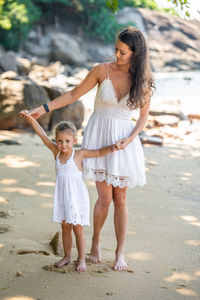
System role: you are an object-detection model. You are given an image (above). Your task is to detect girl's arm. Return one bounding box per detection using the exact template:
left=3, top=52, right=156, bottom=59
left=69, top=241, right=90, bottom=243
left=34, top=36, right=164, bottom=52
left=80, top=144, right=118, bottom=159
left=20, top=110, right=58, bottom=156
left=20, top=64, right=103, bottom=120
left=116, top=95, right=150, bottom=149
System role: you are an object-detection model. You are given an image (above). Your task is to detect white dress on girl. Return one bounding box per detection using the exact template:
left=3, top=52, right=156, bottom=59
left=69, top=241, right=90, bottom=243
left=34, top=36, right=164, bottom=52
left=53, top=149, right=90, bottom=226
left=82, top=64, right=146, bottom=189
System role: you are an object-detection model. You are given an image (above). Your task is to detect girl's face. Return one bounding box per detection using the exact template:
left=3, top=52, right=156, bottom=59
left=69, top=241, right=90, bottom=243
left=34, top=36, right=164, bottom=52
left=115, top=39, right=133, bottom=65
left=56, top=131, right=76, bottom=153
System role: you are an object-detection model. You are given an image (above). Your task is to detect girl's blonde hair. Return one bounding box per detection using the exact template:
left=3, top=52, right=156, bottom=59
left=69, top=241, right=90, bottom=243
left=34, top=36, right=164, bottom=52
left=55, top=121, right=77, bottom=138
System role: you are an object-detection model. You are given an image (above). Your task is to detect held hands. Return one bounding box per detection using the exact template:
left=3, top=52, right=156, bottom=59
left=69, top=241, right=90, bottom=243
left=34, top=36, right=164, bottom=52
left=115, top=137, right=132, bottom=150
left=19, top=106, right=45, bottom=120
left=19, top=110, right=34, bottom=123
left=111, top=137, right=132, bottom=152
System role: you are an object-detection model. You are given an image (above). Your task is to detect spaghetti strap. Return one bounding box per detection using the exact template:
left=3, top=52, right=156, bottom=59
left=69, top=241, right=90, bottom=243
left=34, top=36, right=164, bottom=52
left=106, top=63, right=110, bottom=79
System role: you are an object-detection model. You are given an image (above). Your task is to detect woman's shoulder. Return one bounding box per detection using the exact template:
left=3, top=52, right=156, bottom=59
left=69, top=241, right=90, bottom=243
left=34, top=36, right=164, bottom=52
left=92, top=62, right=114, bottom=81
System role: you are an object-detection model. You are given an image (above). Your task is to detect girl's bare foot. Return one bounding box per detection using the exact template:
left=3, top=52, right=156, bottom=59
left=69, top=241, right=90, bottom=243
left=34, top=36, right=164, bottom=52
left=76, top=259, right=86, bottom=272
left=89, top=240, right=101, bottom=262
left=54, top=256, right=71, bottom=267
left=114, top=253, right=127, bottom=271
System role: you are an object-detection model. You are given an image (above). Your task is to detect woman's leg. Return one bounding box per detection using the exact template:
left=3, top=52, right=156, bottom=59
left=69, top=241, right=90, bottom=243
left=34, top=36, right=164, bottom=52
left=73, top=225, right=86, bottom=272
left=113, top=186, right=128, bottom=270
left=54, top=221, right=73, bottom=267
left=90, top=181, right=113, bottom=262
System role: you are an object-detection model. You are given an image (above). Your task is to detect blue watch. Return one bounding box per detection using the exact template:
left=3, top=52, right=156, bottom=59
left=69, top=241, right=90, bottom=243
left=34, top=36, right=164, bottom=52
left=43, top=103, right=49, bottom=113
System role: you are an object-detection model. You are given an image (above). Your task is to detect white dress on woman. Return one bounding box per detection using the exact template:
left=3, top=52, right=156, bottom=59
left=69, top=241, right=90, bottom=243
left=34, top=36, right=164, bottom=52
left=82, top=64, right=146, bottom=189
left=53, top=149, right=90, bottom=226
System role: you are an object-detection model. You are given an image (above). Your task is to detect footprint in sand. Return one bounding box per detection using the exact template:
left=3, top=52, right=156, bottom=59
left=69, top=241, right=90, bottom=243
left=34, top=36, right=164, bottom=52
left=11, top=249, right=51, bottom=255
left=0, top=210, right=14, bottom=218
left=0, top=224, right=11, bottom=234
left=42, top=263, right=76, bottom=274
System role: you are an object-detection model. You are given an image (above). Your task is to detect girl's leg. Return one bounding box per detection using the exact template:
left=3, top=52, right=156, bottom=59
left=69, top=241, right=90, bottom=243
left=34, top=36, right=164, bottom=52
left=54, top=221, right=73, bottom=267
left=73, top=225, right=86, bottom=272
left=90, top=181, right=113, bottom=262
left=113, top=186, right=128, bottom=270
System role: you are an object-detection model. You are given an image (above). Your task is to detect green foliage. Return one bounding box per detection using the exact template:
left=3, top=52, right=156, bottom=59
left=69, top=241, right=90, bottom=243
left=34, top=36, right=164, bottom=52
left=0, top=0, right=40, bottom=50
left=0, top=0, right=192, bottom=51
left=162, top=7, right=180, bottom=17
left=76, top=0, right=134, bottom=43
left=167, top=0, right=190, bottom=17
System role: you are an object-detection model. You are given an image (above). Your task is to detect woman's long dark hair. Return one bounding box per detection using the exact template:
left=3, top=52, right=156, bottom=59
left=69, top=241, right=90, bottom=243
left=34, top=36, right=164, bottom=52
left=118, top=26, right=155, bottom=110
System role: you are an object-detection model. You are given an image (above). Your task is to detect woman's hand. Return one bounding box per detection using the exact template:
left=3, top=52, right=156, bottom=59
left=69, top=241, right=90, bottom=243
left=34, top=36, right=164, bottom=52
left=19, top=106, right=45, bottom=120
left=19, top=110, right=34, bottom=123
left=116, top=136, right=133, bottom=150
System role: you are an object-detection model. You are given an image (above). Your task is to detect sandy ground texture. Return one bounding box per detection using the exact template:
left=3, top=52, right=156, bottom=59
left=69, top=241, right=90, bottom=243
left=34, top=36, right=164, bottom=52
left=0, top=129, right=200, bottom=300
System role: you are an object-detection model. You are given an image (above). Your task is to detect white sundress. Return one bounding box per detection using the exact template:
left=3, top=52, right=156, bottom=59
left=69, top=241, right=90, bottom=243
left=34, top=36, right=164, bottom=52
left=82, top=63, right=146, bottom=189
left=53, top=149, right=90, bottom=226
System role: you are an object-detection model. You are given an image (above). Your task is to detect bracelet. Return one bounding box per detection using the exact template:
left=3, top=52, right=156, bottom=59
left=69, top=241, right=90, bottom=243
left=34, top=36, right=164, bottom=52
left=43, top=103, right=50, bottom=113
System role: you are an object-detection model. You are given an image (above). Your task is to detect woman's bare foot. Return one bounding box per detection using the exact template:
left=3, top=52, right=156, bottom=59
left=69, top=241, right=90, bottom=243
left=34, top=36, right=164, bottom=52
left=76, top=259, right=86, bottom=272
left=89, top=240, right=101, bottom=262
left=114, top=253, right=127, bottom=271
left=54, top=256, right=71, bottom=267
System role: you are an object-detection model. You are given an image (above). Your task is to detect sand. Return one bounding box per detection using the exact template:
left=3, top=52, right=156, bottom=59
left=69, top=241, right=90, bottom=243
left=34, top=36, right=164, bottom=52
left=0, top=129, right=200, bottom=300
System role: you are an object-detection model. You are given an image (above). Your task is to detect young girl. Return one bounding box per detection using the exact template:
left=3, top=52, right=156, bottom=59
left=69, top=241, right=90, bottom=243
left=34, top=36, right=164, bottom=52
left=20, top=110, right=118, bottom=272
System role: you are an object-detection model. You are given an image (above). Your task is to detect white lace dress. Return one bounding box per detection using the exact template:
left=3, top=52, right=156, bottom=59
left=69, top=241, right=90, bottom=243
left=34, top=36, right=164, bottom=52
left=82, top=64, right=146, bottom=188
left=53, top=150, right=90, bottom=226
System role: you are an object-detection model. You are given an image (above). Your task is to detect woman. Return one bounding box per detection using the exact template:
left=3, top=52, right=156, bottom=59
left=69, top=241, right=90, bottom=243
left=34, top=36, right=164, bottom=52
left=22, top=26, right=154, bottom=271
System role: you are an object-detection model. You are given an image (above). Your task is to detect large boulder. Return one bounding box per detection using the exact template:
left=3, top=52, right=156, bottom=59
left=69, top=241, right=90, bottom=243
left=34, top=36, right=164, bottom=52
left=50, top=101, right=84, bottom=130
left=116, top=7, right=147, bottom=34
left=52, top=33, right=88, bottom=65
left=0, top=76, right=51, bottom=130
left=139, top=8, right=200, bottom=71
left=0, top=49, right=18, bottom=72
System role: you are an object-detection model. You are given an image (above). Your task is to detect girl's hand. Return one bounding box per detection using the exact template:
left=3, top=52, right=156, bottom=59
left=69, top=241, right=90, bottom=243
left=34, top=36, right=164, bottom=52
left=19, top=106, right=45, bottom=120
left=111, top=144, right=118, bottom=152
left=116, top=137, right=132, bottom=150
left=19, top=110, right=33, bottom=122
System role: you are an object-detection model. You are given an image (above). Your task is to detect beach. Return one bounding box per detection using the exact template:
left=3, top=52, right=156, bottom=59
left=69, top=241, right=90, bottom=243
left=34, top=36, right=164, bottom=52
left=0, top=129, right=200, bottom=300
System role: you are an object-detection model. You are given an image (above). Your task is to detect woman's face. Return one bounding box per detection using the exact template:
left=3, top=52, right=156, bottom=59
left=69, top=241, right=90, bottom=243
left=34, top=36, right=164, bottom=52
left=115, top=39, right=133, bottom=65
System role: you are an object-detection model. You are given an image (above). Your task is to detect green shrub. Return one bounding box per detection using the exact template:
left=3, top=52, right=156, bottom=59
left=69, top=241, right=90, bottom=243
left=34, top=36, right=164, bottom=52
left=0, top=0, right=40, bottom=51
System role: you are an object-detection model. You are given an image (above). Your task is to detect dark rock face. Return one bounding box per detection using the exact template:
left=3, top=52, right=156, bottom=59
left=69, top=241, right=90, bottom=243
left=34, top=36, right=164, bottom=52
left=139, top=8, right=200, bottom=71
left=0, top=68, right=84, bottom=130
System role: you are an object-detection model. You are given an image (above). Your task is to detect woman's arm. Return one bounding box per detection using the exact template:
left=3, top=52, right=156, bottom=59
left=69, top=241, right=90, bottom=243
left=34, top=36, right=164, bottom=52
left=21, top=64, right=103, bottom=120
left=20, top=110, right=58, bottom=156
left=116, top=96, right=150, bottom=149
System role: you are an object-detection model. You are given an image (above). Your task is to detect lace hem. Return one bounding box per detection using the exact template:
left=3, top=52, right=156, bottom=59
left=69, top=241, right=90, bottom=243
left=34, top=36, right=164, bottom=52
left=53, top=217, right=90, bottom=226
left=83, top=168, right=146, bottom=189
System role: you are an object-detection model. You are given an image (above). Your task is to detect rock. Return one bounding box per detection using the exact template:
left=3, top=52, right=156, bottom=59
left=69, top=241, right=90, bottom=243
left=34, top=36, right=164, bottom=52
left=29, top=61, right=65, bottom=82
left=140, top=8, right=200, bottom=71
left=52, top=33, right=88, bottom=65
left=0, top=210, right=14, bottom=218
left=153, top=115, right=180, bottom=127
left=84, top=40, right=113, bottom=63
left=149, top=107, right=186, bottom=120
left=0, top=140, right=20, bottom=146
left=0, top=50, right=18, bottom=72
left=13, top=249, right=51, bottom=255
left=0, top=77, right=51, bottom=130
left=140, top=132, right=163, bottom=145
left=16, top=271, right=22, bottom=276
left=1, top=71, right=18, bottom=80
left=0, top=224, right=10, bottom=233
left=50, top=101, right=84, bottom=130
left=16, top=57, right=31, bottom=75
left=116, top=7, right=147, bottom=34
left=50, top=231, right=64, bottom=255
left=24, top=41, right=52, bottom=61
